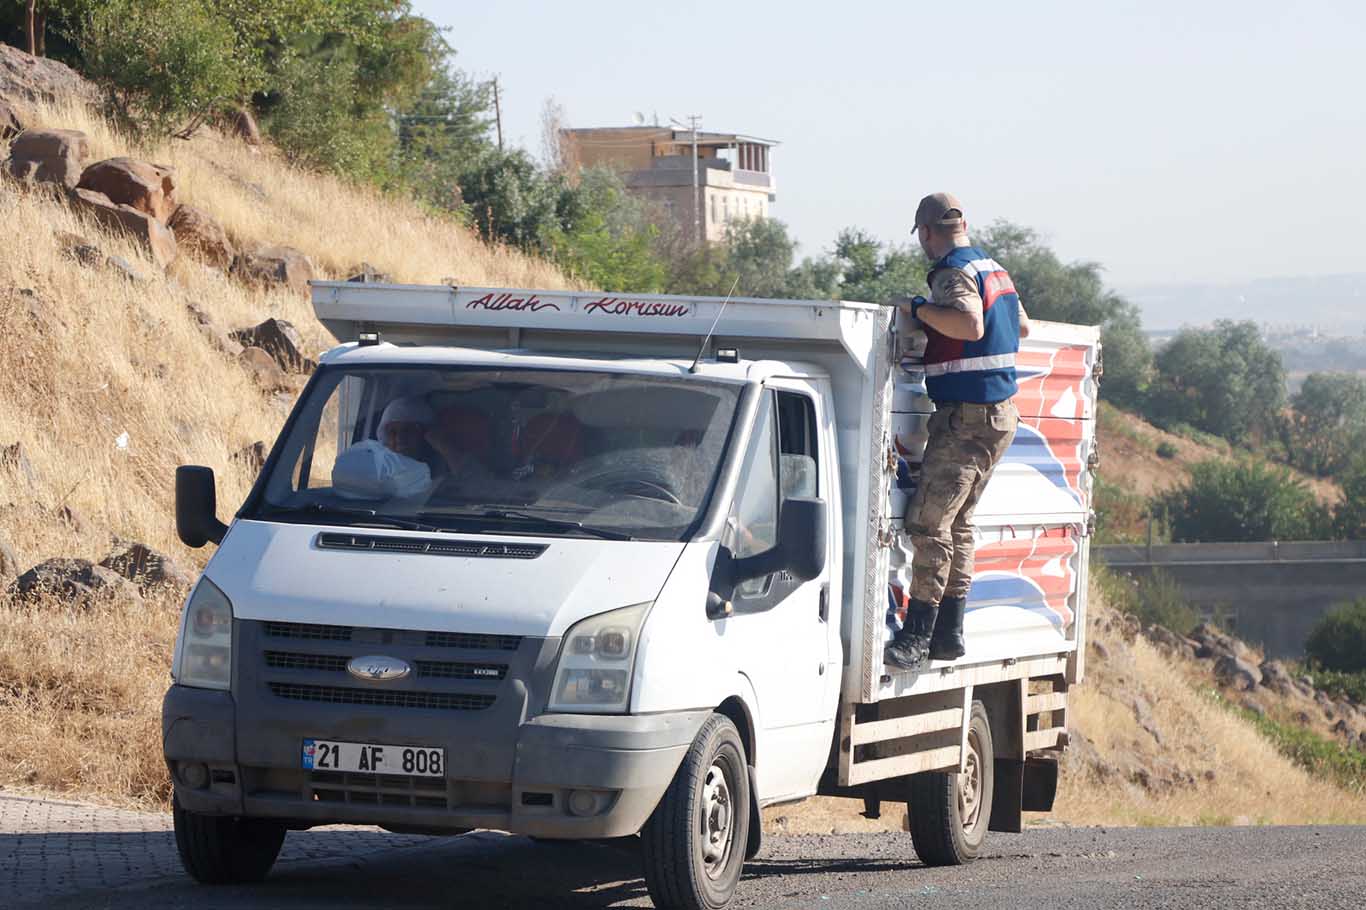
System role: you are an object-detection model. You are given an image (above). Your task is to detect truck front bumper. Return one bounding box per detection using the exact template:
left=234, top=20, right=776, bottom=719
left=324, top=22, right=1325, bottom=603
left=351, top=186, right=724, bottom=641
left=163, top=685, right=708, bottom=838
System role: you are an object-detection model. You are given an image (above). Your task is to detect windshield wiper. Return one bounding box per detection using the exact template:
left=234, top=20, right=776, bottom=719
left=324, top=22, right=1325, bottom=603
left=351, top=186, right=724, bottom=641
left=419, top=508, right=633, bottom=541
left=263, top=503, right=442, bottom=533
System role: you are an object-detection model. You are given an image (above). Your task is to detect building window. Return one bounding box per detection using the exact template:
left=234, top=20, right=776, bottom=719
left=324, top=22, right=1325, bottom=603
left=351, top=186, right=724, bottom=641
left=723, top=195, right=730, bottom=223
left=710, top=195, right=718, bottom=225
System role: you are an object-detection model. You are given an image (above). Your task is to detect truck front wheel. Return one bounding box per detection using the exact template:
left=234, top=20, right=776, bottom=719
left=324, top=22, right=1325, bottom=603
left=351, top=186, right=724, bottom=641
left=173, top=799, right=287, bottom=884
left=907, top=699, right=994, bottom=866
left=641, top=713, right=750, bottom=910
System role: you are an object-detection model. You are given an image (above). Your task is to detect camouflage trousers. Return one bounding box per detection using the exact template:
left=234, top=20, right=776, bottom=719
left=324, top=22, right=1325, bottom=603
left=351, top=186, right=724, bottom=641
left=904, top=400, right=1018, bottom=603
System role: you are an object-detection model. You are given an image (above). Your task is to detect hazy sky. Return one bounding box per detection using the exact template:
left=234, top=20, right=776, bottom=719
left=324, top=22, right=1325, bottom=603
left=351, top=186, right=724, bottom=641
left=414, top=0, right=1366, bottom=289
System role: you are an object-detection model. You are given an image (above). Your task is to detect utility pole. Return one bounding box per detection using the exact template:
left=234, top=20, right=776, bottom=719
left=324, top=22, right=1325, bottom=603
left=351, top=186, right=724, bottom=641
left=683, top=114, right=702, bottom=245
left=492, top=78, right=504, bottom=152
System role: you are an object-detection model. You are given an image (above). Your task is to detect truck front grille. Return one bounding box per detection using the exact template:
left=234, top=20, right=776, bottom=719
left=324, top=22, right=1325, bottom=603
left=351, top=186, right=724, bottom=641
left=266, top=621, right=352, bottom=641
left=268, top=682, right=494, bottom=712
left=265, top=650, right=507, bottom=681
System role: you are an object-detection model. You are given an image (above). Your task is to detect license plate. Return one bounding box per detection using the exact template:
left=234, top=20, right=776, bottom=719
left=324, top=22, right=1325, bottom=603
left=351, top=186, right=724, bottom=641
left=302, top=739, right=445, bottom=777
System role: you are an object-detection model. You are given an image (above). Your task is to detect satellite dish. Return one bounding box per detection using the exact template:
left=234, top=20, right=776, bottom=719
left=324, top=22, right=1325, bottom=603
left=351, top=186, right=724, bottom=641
left=632, top=111, right=646, bottom=126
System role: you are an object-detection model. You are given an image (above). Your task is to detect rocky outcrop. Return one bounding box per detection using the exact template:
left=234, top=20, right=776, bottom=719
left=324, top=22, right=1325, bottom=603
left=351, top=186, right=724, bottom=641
left=167, top=204, right=234, bottom=268
left=232, top=441, right=268, bottom=476
left=231, top=318, right=311, bottom=372
left=99, top=542, right=194, bottom=590
left=347, top=262, right=391, bottom=283
left=0, top=43, right=99, bottom=105
left=7, top=557, right=142, bottom=605
left=5, top=128, right=89, bottom=189
left=69, top=187, right=178, bottom=268
left=0, top=98, right=23, bottom=140
left=238, top=346, right=291, bottom=391
left=231, top=245, right=313, bottom=297
left=76, top=157, right=178, bottom=221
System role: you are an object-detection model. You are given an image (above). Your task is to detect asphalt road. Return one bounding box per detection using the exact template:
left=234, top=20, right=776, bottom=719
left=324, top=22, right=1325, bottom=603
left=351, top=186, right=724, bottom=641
left=4, top=795, right=1363, bottom=909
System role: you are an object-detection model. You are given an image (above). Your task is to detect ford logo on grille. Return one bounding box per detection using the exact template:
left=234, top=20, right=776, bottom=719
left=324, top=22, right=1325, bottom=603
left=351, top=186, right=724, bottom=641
left=347, top=655, right=412, bottom=682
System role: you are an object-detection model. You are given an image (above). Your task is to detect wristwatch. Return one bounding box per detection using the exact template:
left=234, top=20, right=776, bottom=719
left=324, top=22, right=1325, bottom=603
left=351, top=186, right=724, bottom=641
left=909, top=295, right=928, bottom=319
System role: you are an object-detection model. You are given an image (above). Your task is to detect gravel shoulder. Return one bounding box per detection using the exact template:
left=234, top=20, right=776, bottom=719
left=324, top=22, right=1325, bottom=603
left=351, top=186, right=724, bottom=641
left=4, top=794, right=1364, bottom=909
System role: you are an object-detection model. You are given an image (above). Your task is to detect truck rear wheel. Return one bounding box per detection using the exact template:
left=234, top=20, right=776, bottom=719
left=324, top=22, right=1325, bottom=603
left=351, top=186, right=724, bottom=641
left=173, top=799, right=287, bottom=884
left=907, top=699, right=993, bottom=866
left=641, top=713, right=750, bottom=910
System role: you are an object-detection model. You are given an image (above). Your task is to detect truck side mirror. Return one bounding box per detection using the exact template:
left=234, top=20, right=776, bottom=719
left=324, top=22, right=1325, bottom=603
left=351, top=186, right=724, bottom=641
left=176, top=465, right=229, bottom=548
left=731, top=497, right=827, bottom=585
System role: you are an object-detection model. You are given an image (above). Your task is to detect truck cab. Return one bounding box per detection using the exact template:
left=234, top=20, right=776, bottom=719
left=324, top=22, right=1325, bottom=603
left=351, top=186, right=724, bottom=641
left=165, top=283, right=1098, bottom=909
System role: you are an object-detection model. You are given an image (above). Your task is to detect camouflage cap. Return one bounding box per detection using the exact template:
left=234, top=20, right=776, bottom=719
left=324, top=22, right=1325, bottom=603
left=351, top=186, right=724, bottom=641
left=913, top=192, right=965, bottom=230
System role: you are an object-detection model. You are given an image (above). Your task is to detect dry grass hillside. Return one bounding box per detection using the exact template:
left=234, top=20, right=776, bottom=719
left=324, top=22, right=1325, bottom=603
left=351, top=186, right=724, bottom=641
left=1097, top=401, right=1340, bottom=505
left=0, top=82, right=574, bottom=804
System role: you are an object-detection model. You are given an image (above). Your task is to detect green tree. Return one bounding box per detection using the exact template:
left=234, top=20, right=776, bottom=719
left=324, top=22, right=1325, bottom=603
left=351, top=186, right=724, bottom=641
left=1333, top=456, right=1366, bottom=540
left=550, top=167, right=665, bottom=291
left=397, top=65, right=495, bottom=212
left=723, top=217, right=799, bottom=298
left=828, top=228, right=929, bottom=303
left=1304, top=600, right=1366, bottom=673
left=457, top=147, right=566, bottom=252
left=1157, top=458, right=1329, bottom=542
left=1284, top=372, right=1366, bottom=477
left=78, top=0, right=254, bottom=136
left=1146, top=320, right=1286, bottom=443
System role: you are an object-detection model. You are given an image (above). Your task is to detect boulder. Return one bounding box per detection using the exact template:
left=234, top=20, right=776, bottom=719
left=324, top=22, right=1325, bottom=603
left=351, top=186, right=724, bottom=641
left=1143, top=624, right=1196, bottom=660
left=5, top=128, right=89, bottom=189
left=230, top=108, right=262, bottom=146
left=55, top=229, right=104, bottom=267
left=0, top=528, right=18, bottom=580
left=69, top=187, right=178, bottom=268
left=238, top=346, right=291, bottom=391
left=231, top=318, right=310, bottom=372
left=0, top=43, right=100, bottom=104
left=7, top=557, right=142, bottom=605
left=99, top=542, right=194, bottom=590
left=105, top=255, right=146, bottom=283
left=1, top=441, right=37, bottom=486
left=1214, top=654, right=1262, bottom=691
left=0, top=98, right=23, bottom=140
left=231, top=245, right=313, bottom=297
left=167, top=204, right=234, bottom=268
left=76, top=157, right=178, bottom=221
left=1258, top=659, right=1294, bottom=695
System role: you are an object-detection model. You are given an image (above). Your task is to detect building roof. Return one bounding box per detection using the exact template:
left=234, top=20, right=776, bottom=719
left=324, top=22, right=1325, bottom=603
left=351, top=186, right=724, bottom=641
left=563, top=126, right=780, bottom=147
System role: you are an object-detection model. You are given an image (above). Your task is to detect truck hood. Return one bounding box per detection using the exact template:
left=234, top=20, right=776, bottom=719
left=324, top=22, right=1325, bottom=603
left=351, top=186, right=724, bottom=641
left=205, top=519, right=686, bottom=638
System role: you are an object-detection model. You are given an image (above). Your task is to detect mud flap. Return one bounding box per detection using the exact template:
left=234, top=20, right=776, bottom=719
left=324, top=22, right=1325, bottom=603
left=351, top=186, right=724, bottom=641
left=988, top=758, right=1023, bottom=833
left=745, top=765, right=762, bottom=859
left=1022, top=756, right=1059, bottom=812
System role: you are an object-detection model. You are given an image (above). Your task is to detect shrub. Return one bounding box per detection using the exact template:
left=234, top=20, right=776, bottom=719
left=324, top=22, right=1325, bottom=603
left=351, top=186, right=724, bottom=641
left=1157, top=458, right=1331, bottom=542
left=78, top=0, right=255, bottom=136
left=1094, top=564, right=1199, bottom=634
left=1305, top=600, right=1366, bottom=673
left=1155, top=441, right=1179, bottom=460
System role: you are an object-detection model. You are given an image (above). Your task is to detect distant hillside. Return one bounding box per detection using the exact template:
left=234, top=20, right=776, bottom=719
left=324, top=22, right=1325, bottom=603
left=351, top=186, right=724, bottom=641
left=1124, top=273, right=1366, bottom=333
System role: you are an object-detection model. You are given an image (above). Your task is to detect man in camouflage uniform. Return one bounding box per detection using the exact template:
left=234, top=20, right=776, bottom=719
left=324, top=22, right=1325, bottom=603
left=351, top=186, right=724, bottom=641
left=885, top=193, right=1031, bottom=671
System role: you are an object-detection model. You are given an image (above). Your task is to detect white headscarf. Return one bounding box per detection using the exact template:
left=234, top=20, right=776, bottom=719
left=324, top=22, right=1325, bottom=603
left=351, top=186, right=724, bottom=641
left=377, top=396, right=434, bottom=439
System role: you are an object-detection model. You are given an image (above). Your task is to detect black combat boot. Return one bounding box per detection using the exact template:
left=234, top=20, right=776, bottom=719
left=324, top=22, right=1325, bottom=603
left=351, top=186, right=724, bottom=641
left=929, top=595, right=967, bottom=661
left=884, top=598, right=938, bottom=671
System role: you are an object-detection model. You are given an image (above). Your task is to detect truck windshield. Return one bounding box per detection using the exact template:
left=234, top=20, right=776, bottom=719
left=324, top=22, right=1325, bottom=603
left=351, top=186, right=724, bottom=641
left=247, top=365, right=743, bottom=542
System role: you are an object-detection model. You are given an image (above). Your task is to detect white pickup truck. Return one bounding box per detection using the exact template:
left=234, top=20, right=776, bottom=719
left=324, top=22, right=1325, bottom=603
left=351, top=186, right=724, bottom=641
left=164, top=283, right=1099, bottom=909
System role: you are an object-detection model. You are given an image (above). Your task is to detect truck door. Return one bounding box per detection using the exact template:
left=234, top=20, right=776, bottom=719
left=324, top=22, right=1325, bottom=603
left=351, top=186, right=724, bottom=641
left=723, top=383, right=836, bottom=801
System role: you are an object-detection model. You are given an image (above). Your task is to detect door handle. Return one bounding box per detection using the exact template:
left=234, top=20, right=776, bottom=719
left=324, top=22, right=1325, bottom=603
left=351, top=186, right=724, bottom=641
left=818, top=583, right=830, bottom=623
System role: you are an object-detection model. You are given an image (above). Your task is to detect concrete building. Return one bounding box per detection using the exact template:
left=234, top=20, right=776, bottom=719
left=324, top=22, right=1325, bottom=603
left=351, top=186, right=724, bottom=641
left=562, top=126, right=778, bottom=243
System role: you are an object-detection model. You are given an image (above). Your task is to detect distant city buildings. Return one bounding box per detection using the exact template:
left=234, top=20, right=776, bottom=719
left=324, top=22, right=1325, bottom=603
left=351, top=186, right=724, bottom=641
left=561, top=126, right=778, bottom=243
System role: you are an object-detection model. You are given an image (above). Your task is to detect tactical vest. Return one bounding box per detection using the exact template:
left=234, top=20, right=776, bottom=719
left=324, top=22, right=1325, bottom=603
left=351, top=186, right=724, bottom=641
left=922, top=245, right=1021, bottom=403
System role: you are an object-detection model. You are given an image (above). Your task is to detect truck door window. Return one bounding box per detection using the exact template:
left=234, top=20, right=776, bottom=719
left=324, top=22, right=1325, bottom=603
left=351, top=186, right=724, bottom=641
left=729, top=394, right=780, bottom=598
left=776, top=391, right=818, bottom=500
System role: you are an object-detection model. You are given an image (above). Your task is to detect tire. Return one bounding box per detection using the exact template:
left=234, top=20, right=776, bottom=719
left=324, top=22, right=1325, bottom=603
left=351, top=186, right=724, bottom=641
left=641, top=714, right=751, bottom=910
left=907, top=700, right=994, bottom=866
left=173, top=800, right=287, bottom=884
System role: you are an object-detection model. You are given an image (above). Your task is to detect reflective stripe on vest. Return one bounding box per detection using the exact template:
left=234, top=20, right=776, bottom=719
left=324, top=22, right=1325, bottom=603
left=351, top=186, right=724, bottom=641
left=923, top=352, right=1017, bottom=377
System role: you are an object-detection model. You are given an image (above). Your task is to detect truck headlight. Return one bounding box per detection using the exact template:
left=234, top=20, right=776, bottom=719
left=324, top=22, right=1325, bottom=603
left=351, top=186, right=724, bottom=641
left=548, top=603, right=650, bottom=714
left=172, top=578, right=234, bottom=691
